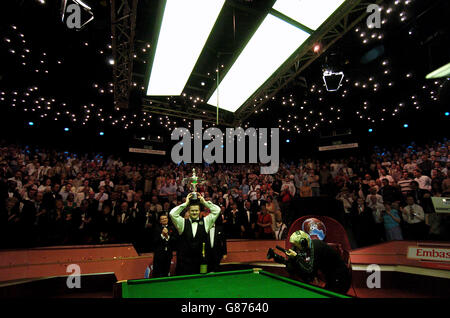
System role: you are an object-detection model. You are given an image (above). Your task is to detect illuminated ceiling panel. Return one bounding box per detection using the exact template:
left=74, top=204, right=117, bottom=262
left=146, top=0, right=225, bottom=96
left=208, top=14, right=309, bottom=112
left=272, top=0, right=345, bottom=30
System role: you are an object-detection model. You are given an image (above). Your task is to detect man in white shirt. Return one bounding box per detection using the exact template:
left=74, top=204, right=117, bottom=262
left=99, top=177, right=114, bottom=189
left=413, top=169, right=432, bottom=192
left=367, top=195, right=385, bottom=242
left=377, top=168, right=394, bottom=185
left=94, top=186, right=109, bottom=211
left=206, top=220, right=227, bottom=273
left=400, top=195, right=426, bottom=240
left=169, top=192, right=220, bottom=275
left=365, top=187, right=383, bottom=206
left=59, top=183, right=76, bottom=202
left=403, top=158, right=418, bottom=174
left=8, top=171, right=23, bottom=191
left=342, top=164, right=353, bottom=178
left=281, top=176, right=296, bottom=197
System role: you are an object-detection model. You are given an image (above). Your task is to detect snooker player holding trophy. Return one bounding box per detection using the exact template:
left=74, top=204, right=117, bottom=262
left=169, top=169, right=220, bottom=275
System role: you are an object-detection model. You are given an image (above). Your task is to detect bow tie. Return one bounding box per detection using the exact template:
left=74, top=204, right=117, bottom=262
left=191, top=219, right=200, bottom=223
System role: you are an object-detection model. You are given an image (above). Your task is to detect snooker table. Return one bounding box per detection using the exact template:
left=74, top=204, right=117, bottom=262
left=114, top=269, right=349, bottom=298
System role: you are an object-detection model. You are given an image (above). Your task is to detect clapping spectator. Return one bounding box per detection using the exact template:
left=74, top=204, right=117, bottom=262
left=256, top=205, right=273, bottom=239
left=382, top=201, right=403, bottom=241
left=273, top=210, right=288, bottom=240
left=400, top=196, right=427, bottom=240
left=350, top=197, right=376, bottom=247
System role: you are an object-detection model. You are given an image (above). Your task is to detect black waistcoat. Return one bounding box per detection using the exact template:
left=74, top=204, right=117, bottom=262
left=178, top=218, right=208, bottom=262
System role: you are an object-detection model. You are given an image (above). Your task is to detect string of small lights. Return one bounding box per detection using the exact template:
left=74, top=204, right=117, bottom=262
left=0, top=0, right=447, bottom=138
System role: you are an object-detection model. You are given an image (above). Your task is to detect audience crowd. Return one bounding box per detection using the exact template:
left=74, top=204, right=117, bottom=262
left=0, top=139, right=449, bottom=252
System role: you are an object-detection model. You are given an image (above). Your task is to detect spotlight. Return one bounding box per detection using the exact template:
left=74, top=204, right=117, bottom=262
left=64, top=127, right=69, bottom=131
left=403, top=124, right=408, bottom=128
left=313, top=44, right=321, bottom=53
left=445, top=112, right=449, bottom=116
left=286, top=139, right=290, bottom=143
left=368, top=128, right=373, bottom=132
left=28, top=121, right=34, bottom=126
left=108, top=58, right=115, bottom=65
left=99, top=132, right=104, bottom=136
left=323, top=70, right=344, bottom=92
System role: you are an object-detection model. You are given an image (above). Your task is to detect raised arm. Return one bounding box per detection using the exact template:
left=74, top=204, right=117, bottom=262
left=169, top=193, right=192, bottom=234
left=199, top=195, right=220, bottom=232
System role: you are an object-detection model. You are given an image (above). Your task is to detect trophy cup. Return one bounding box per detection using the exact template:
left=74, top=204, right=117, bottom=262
left=185, top=168, right=204, bottom=200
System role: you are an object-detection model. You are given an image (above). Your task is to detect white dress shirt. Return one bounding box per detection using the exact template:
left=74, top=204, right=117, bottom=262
left=414, top=175, right=432, bottom=191
left=209, top=226, right=216, bottom=248
left=169, top=200, right=220, bottom=237
left=245, top=209, right=251, bottom=224
left=402, top=204, right=425, bottom=224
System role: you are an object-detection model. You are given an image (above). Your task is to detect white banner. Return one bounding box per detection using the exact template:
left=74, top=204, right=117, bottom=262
left=128, top=148, right=166, bottom=155
left=407, top=246, right=450, bottom=262
left=318, top=143, right=359, bottom=151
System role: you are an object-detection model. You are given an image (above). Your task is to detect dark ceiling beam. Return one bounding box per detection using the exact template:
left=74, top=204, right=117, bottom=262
left=224, top=0, right=272, bottom=17
left=184, top=85, right=209, bottom=93
left=269, top=8, right=314, bottom=34
left=111, top=0, right=138, bottom=110
left=142, top=98, right=235, bottom=126
left=191, top=72, right=215, bottom=80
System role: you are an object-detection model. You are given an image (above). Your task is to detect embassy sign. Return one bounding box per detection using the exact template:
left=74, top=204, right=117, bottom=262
left=61, top=0, right=94, bottom=31
left=407, top=246, right=450, bottom=262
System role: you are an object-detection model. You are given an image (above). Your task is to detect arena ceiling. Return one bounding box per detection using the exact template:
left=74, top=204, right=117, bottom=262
left=0, top=0, right=449, bottom=155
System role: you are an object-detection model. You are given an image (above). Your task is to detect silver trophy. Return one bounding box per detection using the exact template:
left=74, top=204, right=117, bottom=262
left=184, top=168, right=205, bottom=200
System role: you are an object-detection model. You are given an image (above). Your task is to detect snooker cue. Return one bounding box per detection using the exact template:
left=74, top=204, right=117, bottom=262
left=276, top=245, right=288, bottom=254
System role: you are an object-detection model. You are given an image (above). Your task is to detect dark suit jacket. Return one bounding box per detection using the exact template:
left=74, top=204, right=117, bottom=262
left=251, top=199, right=266, bottom=213
left=206, top=223, right=227, bottom=271
left=136, top=209, right=158, bottom=230
left=238, top=208, right=257, bottom=232
left=224, top=208, right=242, bottom=238
left=153, top=224, right=177, bottom=258
left=42, top=191, right=62, bottom=210
left=350, top=203, right=376, bottom=246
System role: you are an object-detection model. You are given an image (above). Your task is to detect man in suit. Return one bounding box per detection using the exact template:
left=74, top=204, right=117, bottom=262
left=350, top=197, right=377, bottom=247
left=107, top=191, right=121, bottom=217
left=225, top=202, right=242, bottom=239
left=152, top=214, right=177, bottom=278
left=206, top=219, right=227, bottom=273
left=42, top=183, right=62, bottom=210
left=169, top=193, right=220, bottom=275
left=114, top=201, right=135, bottom=242
left=239, top=200, right=257, bottom=238
left=136, top=201, right=158, bottom=252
